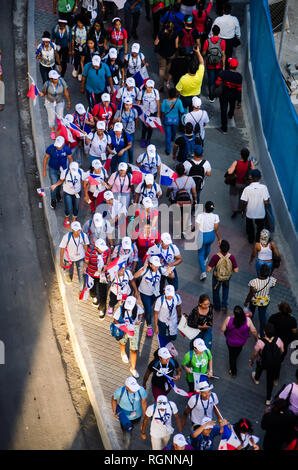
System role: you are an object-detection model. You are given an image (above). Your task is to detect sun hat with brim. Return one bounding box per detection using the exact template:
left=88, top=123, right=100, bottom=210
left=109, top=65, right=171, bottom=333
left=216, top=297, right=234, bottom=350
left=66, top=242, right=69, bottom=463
left=197, top=380, right=214, bottom=392
left=125, top=376, right=140, bottom=392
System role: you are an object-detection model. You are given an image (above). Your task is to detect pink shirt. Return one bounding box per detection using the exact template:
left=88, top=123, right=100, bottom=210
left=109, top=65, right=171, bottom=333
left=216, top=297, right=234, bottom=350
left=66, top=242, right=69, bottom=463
left=108, top=172, right=131, bottom=193
left=254, top=337, right=284, bottom=355
left=279, top=383, right=298, bottom=415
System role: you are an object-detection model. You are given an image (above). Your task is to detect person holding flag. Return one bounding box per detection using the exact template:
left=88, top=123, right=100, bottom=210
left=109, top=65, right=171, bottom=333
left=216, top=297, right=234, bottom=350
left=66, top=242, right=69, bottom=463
left=153, top=285, right=182, bottom=344
left=191, top=417, right=230, bottom=451
left=181, top=338, right=213, bottom=392
left=182, top=381, right=221, bottom=429
left=55, top=114, right=80, bottom=153
left=116, top=77, right=139, bottom=106
left=108, top=122, right=132, bottom=174
left=111, top=236, right=139, bottom=274
left=84, top=158, right=109, bottom=212
left=114, top=96, right=138, bottom=163
left=85, top=120, right=112, bottom=166
left=96, top=190, right=127, bottom=231
left=136, top=79, right=160, bottom=147
left=106, top=263, right=140, bottom=319
left=124, top=43, right=147, bottom=78
left=136, top=144, right=161, bottom=178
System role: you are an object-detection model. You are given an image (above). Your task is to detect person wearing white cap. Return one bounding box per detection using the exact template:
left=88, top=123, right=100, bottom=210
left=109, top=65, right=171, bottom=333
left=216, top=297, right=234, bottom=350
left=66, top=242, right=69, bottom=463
left=116, top=77, right=139, bottom=105
left=84, top=158, right=108, bottom=212
left=51, top=19, right=72, bottom=78
left=91, top=92, right=116, bottom=130
left=106, top=262, right=140, bottom=317
left=103, top=48, right=125, bottom=92
left=153, top=285, right=182, bottom=342
left=107, top=162, right=133, bottom=209
left=134, top=196, right=159, bottom=230
left=36, top=30, right=61, bottom=83
left=182, top=96, right=209, bottom=143
left=111, top=377, right=147, bottom=450
left=50, top=161, right=88, bottom=227
left=108, top=121, right=132, bottom=174
left=143, top=347, right=181, bottom=399
left=73, top=103, right=94, bottom=134
left=124, top=43, right=147, bottom=77
left=39, top=67, right=71, bottom=139
left=81, top=52, right=113, bottom=109
left=96, top=190, right=127, bottom=227
left=182, top=338, right=213, bottom=392
left=83, top=211, right=113, bottom=247
left=141, top=395, right=182, bottom=450
left=182, top=380, right=220, bottom=428
left=107, top=18, right=128, bottom=63
left=113, top=296, right=144, bottom=375
left=136, top=81, right=160, bottom=147
left=114, top=96, right=138, bottom=163
left=136, top=144, right=161, bottom=176
left=134, top=174, right=162, bottom=208
left=111, top=236, right=139, bottom=274
left=71, top=15, right=89, bottom=81
left=191, top=416, right=229, bottom=450
left=55, top=114, right=80, bottom=154
left=85, top=121, right=112, bottom=166
left=59, top=221, right=89, bottom=291
left=147, top=232, right=182, bottom=291
left=43, top=136, right=72, bottom=209
left=164, top=433, right=194, bottom=450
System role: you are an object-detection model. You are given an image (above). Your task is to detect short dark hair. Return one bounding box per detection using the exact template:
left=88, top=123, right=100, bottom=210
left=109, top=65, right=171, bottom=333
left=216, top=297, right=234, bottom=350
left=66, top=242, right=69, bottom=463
left=175, top=163, right=185, bottom=177
left=185, top=122, right=194, bottom=134
left=168, top=88, right=177, bottom=99
left=278, top=302, right=292, bottom=315
left=264, top=322, right=275, bottom=338
left=205, top=201, right=214, bottom=213
left=259, top=264, right=270, bottom=278
left=198, top=293, right=210, bottom=305
left=223, top=3, right=232, bottom=14
left=220, top=240, right=230, bottom=253
left=188, top=62, right=198, bottom=74
left=212, top=25, right=220, bottom=36
left=240, top=148, right=250, bottom=161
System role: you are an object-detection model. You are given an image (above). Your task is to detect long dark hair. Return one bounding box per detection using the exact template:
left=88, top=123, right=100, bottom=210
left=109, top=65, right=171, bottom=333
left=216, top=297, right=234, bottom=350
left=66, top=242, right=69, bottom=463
left=233, top=418, right=253, bottom=440
left=164, top=21, right=175, bottom=38
left=233, top=306, right=246, bottom=328
left=196, top=0, right=206, bottom=17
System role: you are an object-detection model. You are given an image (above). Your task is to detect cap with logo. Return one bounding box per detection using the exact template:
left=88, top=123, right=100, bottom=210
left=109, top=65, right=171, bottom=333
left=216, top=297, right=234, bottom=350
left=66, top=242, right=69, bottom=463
left=156, top=395, right=168, bottom=409
left=161, top=232, right=172, bottom=245
left=158, top=347, right=171, bottom=359
left=122, top=236, right=132, bottom=250
left=48, top=70, right=60, bottom=80
left=126, top=77, right=135, bottom=87
left=193, top=338, right=207, bottom=352
left=146, top=79, right=154, bottom=88
left=165, top=285, right=175, bottom=297
left=118, top=162, right=128, bottom=171
left=125, top=376, right=141, bottom=392
left=149, top=256, right=161, bottom=267
left=192, top=96, right=202, bottom=108
left=131, top=43, right=140, bottom=53
left=54, top=136, right=65, bottom=148
left=109, top=48, right=118, bottom=59
left=91, top=159, right=102, bottom=169
left=197, top=380, right=214, bottom=392
left=104, top=191, right=114, bottom=200
left=124, top=96, right=133, bottom=105
left=173, top=434, right=188, bottom=447
left=92, top=55, right=101, bottom=66
left=75, top=103, right=86, bottom=115
left=71, top=221, right=81, bottom=231
left=124, top=296, right=137, bottom=311
left=142, top=197, right=153, bottom=208
left=96, top=120, right=106, bottom=130
left=228, top=57, right=239, bottom=68
left=69, top=161, right=79, bottom=172
left=101, top=93, right=110, bottom=102
left=93, top=212, right=103, bottom=228
left=95, top=238, right=108, bottom=252
left=147, top=144, right=156, bottom=157
left=64, top=114, right=74, bottom=124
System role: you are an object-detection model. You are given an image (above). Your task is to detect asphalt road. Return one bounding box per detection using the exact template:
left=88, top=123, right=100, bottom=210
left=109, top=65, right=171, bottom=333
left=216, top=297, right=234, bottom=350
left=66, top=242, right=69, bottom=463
left=0, top=0, right=101, bottom=449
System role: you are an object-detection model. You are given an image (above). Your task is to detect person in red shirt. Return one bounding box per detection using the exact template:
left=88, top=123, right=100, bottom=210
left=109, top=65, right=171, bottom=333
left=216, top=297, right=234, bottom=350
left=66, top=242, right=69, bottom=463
left=133, top=224, right=161, bottom=269
left=134, top=197, right=159, bottom=231
left=202, top=24, right=226, bottom=102
left=91, top=93, right=117, bottom=130
left=192, top=0, right=213, bottom=47
left=108, top=17, right=128, bottom=64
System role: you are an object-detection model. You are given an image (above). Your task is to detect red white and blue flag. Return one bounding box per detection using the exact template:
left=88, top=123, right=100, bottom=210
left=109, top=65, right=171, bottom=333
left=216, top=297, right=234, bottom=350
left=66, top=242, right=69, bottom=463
left=218, top=426, right=241, bottom=450
left=79, top=274, right=94, bottom=301
left=116, top=324, right=135, bottom=337
left=146, top=116, right=164, bottom=133
left=133, top=66, right=149, bottom=89
left=36, top=187, right=46, bottom=197
left=152, top=368, right=198, bottom=398
left=160, top=164, right=178, bottom=186
left=128, top=164, right=143, bottom=185
left=27, top=74, right=39, bottom=105
left=106, top=256, right=127, bottom=280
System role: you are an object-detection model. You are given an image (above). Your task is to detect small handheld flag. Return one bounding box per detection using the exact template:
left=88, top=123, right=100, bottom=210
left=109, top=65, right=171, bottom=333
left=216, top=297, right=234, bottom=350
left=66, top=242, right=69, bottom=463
left=160, top=164, right=178, bottom=186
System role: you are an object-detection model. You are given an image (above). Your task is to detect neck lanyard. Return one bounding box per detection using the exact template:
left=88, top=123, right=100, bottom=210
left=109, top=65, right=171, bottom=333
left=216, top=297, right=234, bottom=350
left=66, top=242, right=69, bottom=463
left=121, top=109, right=134, bottom=130
left=124, top=309, right=134, bottom=324
left=145, top=269, right=159, bottom=287
left=95, top=31, right=101, bottom=42
left=59, top=27, right=66, bottom=39
left=126, top=390, right=137, bottom=410
left=200, top=396, right=211, bottom=416
left=75, top=112, right=85, bottom=128
left=101, top=104, right=111, bottom=122
left=161, top=246, right=171, bottom=264
left=117, top=174, right=127, bottom=193
left=68, top=169, right=79, bottom=188
left=72, top=234, right=82, bottom=255
left=155, top=408, right=170, bottom=425
left=115, top=272, right=127, bottom=294
left=113, top=29, right=122, bottom=45
left=52, top=81, right=59, bottom=101
left=164, top=297, right=175, bottom=316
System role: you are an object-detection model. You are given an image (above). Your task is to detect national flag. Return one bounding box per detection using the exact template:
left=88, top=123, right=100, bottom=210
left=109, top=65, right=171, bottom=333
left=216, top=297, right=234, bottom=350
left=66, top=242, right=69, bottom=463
left=106, top=256, right=127, bottom=280
left=218, top=426, right=241, bottom=450
left=27, top=83, right=39, bottom=105
left=133, top=104, right=146, bottom=125
left=152, top=368, right=196, bottom=398
left=56, top=118, right=78, bottom=146
left=133, top=66, right=149, bottom=89
left=88, top=174, right=103, bottom=186
left=116, top=324, right=135, bottom=337
left=128, top=164, right=143, bottom=185
left=145, top=116, right=164, bottom=133
left=104, top=155, right=112, bottom=172
left=68, top=121, right=86, bottom=138
left=79, top=274, right=94, bottom=301
left=160, top=163, right=178, bottom=186
left=37, top=187, right=46, bottom=197
left=157, top=335, right=178, bottom=357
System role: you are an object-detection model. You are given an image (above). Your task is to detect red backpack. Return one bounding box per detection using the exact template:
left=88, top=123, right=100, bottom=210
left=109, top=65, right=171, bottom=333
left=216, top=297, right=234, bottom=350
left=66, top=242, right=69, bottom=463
left=180, top=28, right=195, bottom=48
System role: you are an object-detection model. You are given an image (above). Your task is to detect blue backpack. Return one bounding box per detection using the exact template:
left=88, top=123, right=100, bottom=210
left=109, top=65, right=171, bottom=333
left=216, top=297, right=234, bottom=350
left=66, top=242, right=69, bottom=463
left=180, top=134, right=197, bottom=161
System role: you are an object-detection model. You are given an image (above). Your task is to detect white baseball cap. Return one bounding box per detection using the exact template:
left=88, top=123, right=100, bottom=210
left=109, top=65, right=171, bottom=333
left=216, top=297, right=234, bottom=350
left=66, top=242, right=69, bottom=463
left=131, top=43, right=140, bottom=53
left=114, top=122, right=123, bottom=132
left=125, top=376, right=140, bottom=392
left=142, top=197, right=153, bottom=208
left=48, top=70, right=60, bottom=79
left=64, top=114, right=74, bottom=125
left=91, top=159, right=102, bottom=169
left=75, top=103, right=86, bottom=115
left=54, top=136, right=65, bottom=147
left=96, top=120, right=106, bottom=130
left=124, top=97, right=133, bottom=105
left=147, top=144, right=156, bottom=157
left=158, top=347, right=171, bottom=359
left=122, top=236, right=132, bottom=250
left=161, top=232, right=172, bottom=245
left=92, top=55, right=101, bottom=66
left=145, top=174, right=154, bottom=185
left=146, top=79, right=154, bottom=88
left=197, top=380, right=214, bottom=392
left=95, top=238, right=108, bottom=251
left=165, top=285, right=175, bottom=297
left=71, top=221, right=81, bottom=231
left=201, top=417, right=214, bottom=429
left=101, top=93, right=110, bottom=102
left=104, top=191, right=114, bottom=201
left=149, top=256, right=161, bottom=267
left=118, top=162, right=128, bottom=171
left=126, top=77, right=135, bottom=87
left=156, top=395, right=168, bottom=409
left=93, top=212, right=103, bottom=228
left=193, top=338, right=207, bottom=352
left=192, top=96, right=202, bottom=108
left=109, top=48, right=118, bottom=59
left=173, top=434, right=188, bottom=447
left=124, top=296, right=136, bottom=310
left=69, top=161, right=79, bottom=172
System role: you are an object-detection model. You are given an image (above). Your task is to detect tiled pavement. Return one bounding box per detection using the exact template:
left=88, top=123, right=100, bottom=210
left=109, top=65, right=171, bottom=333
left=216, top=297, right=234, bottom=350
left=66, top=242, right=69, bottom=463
left=32, top=1, right=297, bottom=449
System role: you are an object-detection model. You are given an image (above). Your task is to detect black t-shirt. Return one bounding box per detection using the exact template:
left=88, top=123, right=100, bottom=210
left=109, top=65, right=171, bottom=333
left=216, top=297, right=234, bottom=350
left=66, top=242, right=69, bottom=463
left=178, top=28, right=200, bottom=43
left=104, top=57, right=123, bottom=80
left=261, top=410, right=297, bottom=450
left=175, top=134, right=194, bottom=162
left=157, top=30, right=178, bottom=59
left=169, top=57, right=189, bottom=85
left=268, top=313, right=297, bottom=344
left=81, top=45, right=101, bottom=66
left=181, top=0, right=196, bottom=6
left=148, top=357, right=179, bottom=390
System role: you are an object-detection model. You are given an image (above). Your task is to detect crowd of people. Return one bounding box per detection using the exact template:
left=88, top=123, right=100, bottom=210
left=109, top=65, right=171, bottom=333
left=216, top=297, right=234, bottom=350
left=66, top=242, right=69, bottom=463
left=35, top=0, right=297, bottom=451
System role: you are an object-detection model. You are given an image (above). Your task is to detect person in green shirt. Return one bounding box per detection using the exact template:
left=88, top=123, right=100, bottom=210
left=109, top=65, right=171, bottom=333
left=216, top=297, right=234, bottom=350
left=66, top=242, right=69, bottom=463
left=53, top=0, right=79, bottom=26
left=182, top=338, right=213, bottom=392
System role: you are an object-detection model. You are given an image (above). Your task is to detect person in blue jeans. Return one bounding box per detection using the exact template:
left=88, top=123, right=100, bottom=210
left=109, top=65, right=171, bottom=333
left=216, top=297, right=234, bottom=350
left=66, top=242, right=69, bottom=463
left=42, top=136, right=73, bottom=210
left=161, top=88, right=184, bottom=155
left=108, top=122, right=132, bottom=173
left=194, top=201, right=221, bottom=281
left=206, top=240, right=239, bottom=312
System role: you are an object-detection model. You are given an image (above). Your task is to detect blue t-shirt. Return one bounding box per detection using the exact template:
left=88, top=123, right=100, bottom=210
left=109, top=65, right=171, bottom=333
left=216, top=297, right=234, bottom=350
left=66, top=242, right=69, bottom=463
left=114, top=386, right=147, bottom=420
left=191, top=426, right=221, bottom=450
left=51, top=24, right=72, bottom=48
left=109, top=130, right=131, bottom=153
left=83, top=62, right=111, bottom=93
left=161, top=98, right=185, bottom=122
left=160, top=11, right=184, bottom=33
left=46, top=144, right=72, bottom=170
left=124, top=0, right=143, bottom=13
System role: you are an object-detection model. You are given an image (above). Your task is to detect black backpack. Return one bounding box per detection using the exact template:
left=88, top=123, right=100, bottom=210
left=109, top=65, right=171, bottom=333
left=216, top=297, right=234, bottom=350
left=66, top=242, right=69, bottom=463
left=187, top=159, right=206, bottom=191
left=174, top=178, right=192, bottom=206
left=260, top=337, right=281, bottom=370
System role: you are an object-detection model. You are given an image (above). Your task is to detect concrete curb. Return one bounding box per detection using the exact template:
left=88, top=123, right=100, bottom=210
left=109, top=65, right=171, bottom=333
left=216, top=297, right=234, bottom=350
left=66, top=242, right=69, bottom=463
left=27, top=0, right=120, bottom=450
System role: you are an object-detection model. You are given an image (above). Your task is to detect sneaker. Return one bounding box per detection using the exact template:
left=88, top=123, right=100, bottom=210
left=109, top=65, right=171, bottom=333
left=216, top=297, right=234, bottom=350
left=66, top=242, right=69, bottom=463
left=147, top=327, right=153, bottom=337
left=92, top=298, right=99, bottom=306
left=50, top=199, right=56, bottom=210
left=130, top=368, right=139, bottom=378
left=219, top=128, right=227, bottom=135
left=64, top=218, right=70, bottom=228
left=50, top=131, right=56, bottom=140
left=231, top=211, right=237, bottom=219
left=251, top=371, right=259, bottom=385
left=98, top=310, right=105, bottom=320
left=78, top=74, right=82, bottom=82
left=200, top=272, right=207, bottom=281
left=265, top=399, right=271, bottom=406
left=107, top=307, right=113, bottom=316
left=72, top=68, right=78, bottom=78
left=140, top=139, right=147, bottom=148
left=146, top=140, right=151, bottom=146
left=121, top=353, right=129, bottom=364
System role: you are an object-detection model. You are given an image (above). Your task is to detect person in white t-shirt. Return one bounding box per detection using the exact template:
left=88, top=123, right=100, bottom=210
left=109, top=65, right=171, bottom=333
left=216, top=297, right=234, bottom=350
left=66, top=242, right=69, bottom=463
left=136, top=144, right=162, bottom=177
left=59, top=221, right=89, bottom=291
left=183, top=144, right=211, bottom=204
left=195, top=201, right=221, bottom=281
left=154, top=285, right=182, bottom=342
left=125, top=42, right=147, bottom=77
left=240, top=169, right=270, bottom=244
left=182, top=381, right=221, bottom=428
left=137, top=79, right=160, bottom=147
left=182, top=96, right=209, bottom=143
left=141, top=395, right=182, bottom=450
left=84, top=158, right=108, bottom=213
left=134, top=173, right=162, bottom=208
left=113, top=296, right=144, bottom=377
left=112, top=236, right=139, bottom=274
left=107, top=264, right=140, bottom=317
left=96, top=190, right=127, bottom=228
left=85, top=120, right=112, bottom=166
left=83, top=212, right=114, bottom=247
left=50, top=161, right=88, bottom=228
left=116, top=77, right=139, bottom=105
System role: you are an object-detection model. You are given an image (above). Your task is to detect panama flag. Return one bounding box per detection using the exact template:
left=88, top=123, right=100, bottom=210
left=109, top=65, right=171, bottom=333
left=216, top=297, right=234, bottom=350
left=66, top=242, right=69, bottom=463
left=116, top=324, right=135, bottom=337
left=160, top=163, right=178, bottom=186
left=37, top=187, right=46, bottom=197
left=158, top=335, right=178, bottom=357
left=106, top=256, right=127, bottom=280
left=133, top=66, right=149, bottom=89
left=133, top=104, right=146, bottom=125
left=27, top=80, right=39, bottom=105
left=88, top=174, right=103, bottom=186
left=145, top=116, right=164, bottom=133
left=218, top=426, right=241, bottom=450
left=128, top=164, right=143, bottom=185
left=68, top=121, right=86, bottom=138
left=104, top=155, right=112, bottom=173
left=152, top=368, right=195, bottom=398
left=79, top=274, right=94, bottom=301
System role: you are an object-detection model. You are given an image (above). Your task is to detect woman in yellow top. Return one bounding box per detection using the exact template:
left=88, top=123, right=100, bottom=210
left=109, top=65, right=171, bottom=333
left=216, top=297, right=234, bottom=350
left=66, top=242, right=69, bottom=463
left=176, top=46, right=204, bottom=111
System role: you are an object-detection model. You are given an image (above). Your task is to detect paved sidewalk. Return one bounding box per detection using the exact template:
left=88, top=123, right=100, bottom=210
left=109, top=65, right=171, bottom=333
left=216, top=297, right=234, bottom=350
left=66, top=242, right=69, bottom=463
left=31, top=1, right=297, bottom=450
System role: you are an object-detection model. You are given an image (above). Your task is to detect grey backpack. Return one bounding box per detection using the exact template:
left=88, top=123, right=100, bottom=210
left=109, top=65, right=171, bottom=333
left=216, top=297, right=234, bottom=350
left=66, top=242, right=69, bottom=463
left=206, top=38, right=223, bottom=65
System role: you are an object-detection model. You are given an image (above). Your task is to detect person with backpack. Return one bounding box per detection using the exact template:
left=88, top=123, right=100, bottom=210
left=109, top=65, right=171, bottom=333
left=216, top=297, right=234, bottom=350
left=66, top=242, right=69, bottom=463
left=221, top=306, right=258, bottom=378
left=107, top=17, right=128, bottom=64
left=154, top=22, right=179, bottom=92
left=107, top=162, right=133, bottom=209
left=142, top=347, right=181, bottom=400
left=202, top=24, right=225, bottom=102
left=124, top=43, right=147, bottom=78
left=206, top=239, right=238, bottom=313
left=182, top=96, right=209, bottom=145
left=85, top=120, right=111, bottom=166
left=83, top=158, right=109, bottom=211
left=106, top=263, right=139, bottom=319
left=71, top=15, right=89, bottom=81
left=80, top=55, right=113, bottom=109
left=136, top=80, right=161, bottom=147
left=184, top=144, right=211, bottom=203
left=172, top=122, right=196, bottom=163
left=91, top=92, right=117, bottom=130
left=108, top=122, right=132, bottom=173
left=153, top=285, right=182, bottom=343
left=136, top=144, right=162, bottom=178
left=112, top=236, right=139, bottom=274
left=178, top=16, right=200, bottom=55
left=113, top=296, right=144, bottom=377
left=50, top=161, right=88, bottom=227
left=36, top=31, right=62, bottom=84
left=134, top=174, right=162, bottom=208
left=182, top=380, right=221, bottom=428
left=111, top=376, right=147, bottom=450
left=244, top=264, right=277, bottom=338
left=53, top=0, right=79, bottom=26
left=51, top=19, right=72, bottom=78
left=161, top=88, right=185, bottom=155
left=114, top=96, right=139, bottom=163
left=80, top=35, right=101, bottom=73
left=134, top=225, right=161, bottom=270
left=134, top=197, right=159, bottom=231
left=141, top=395, right=182, bottom=450
left=278, top=369, right=298, bottom=416
left=82, top=211, right=114, bottom=247
left=211, top=2, right=241, bottom=69
left=59, top=221, right=89, bottom=291
left=182, top=338, right=213, bottom=392
left=116, top=77, right=139, bottom=106
left=88, top=19, right=108, bottom=56
left=250, top=322, right=284, bottom=405
left=160, top=2, right=184, bottom=34
left=261, top=398, right=297, bottom=450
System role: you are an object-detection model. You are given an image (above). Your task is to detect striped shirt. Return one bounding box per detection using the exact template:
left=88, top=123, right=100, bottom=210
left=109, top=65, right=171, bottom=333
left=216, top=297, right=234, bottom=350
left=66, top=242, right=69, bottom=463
left=248, top=276, right=277, bottom=301
left=85, top=246, right=110, bottom=277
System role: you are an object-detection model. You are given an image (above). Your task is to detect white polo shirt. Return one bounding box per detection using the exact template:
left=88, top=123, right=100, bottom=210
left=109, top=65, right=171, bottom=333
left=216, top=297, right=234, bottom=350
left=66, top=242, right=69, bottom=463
left=154, top=294, right=182, bottom=335
left=60, top=168, right=88, bottom=195
left=241, top=182, right=270, bottom=219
